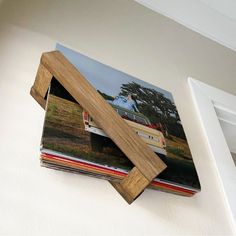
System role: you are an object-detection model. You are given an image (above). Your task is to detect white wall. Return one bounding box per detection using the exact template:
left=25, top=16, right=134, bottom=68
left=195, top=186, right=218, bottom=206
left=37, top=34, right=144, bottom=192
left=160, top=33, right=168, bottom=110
left=0, top=1, right=236, bottom=235
left=1, top=0, right=236, bottom=97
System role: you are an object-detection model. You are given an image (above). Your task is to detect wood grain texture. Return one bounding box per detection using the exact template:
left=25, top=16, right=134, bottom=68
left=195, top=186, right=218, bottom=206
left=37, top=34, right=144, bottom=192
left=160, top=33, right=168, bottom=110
left=30, top=63, right=53, bottom=109
left=110, top=167, right=149, bottom=204
left=30, top=86, right=47, bottom=109
left=31, top=51, right=167, bottom=203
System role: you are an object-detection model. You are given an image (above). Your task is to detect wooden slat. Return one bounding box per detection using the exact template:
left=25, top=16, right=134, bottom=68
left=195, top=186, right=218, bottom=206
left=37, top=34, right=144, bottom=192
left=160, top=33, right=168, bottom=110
left=30, top=86, right=47, bottom=109
left=30, top=63, right=53, bottom=109
left=31, top=51, right=167, bottom=203
left=110, top=167, right=149, bottom=204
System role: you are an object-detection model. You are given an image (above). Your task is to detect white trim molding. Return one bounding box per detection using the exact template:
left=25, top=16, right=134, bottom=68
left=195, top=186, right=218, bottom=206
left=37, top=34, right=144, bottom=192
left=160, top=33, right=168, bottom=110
left=135, top=0, right=236, bottom=52
left=189, top=78, right=236, bottom=231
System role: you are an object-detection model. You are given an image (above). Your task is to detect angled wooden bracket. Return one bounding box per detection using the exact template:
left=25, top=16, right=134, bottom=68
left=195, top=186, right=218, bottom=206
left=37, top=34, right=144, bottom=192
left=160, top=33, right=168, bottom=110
left=31, top=51, right=167, bottom=204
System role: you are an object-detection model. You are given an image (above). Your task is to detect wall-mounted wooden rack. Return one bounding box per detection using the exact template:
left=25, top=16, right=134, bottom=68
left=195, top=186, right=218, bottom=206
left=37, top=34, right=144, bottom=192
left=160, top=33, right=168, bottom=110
left=30, top=51, right=167, bottom=204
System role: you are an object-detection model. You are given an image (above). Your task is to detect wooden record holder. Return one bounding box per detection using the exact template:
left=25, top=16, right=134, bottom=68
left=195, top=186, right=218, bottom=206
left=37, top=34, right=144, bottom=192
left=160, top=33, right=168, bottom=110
left=31, top=51, right=167, bottom=204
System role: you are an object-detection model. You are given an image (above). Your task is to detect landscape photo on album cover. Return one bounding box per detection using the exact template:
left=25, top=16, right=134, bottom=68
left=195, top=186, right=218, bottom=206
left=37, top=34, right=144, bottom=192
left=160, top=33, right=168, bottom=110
left=40, top=43, right=201, bottom=196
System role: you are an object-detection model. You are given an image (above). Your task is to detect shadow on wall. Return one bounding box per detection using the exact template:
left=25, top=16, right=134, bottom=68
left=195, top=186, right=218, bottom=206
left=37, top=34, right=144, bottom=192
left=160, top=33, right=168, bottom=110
left=231, top=152, right=236, bottom=166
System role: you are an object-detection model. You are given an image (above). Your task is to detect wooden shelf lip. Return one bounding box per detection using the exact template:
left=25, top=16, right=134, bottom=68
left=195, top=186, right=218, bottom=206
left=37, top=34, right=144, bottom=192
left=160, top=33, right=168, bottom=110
left=31, top=51, right=167, bottom=204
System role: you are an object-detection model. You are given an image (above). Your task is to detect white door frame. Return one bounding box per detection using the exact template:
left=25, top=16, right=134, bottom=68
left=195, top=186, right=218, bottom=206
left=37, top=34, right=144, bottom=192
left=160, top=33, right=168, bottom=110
left=189, top=78, right=236, bottom=229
